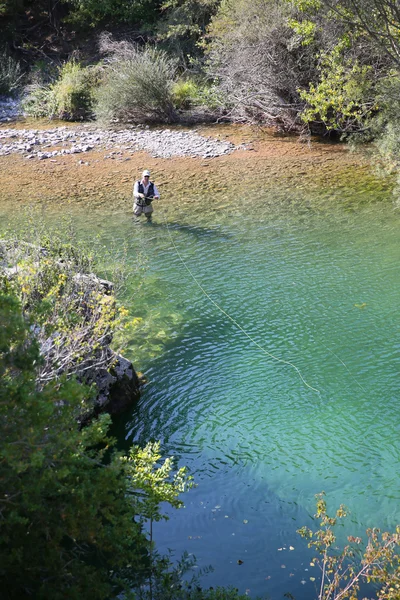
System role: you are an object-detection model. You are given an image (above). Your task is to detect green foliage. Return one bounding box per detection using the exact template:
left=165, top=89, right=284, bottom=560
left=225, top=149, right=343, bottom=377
left=287, top=18, right=317, bottom=45
left=0, top=218, right=140, bottom=389
left=172, top=77, right=223, bottom=111
left=0, top=48, right=23, bottom=96
left=0, top=289, right=193, bottom=599
left=64, top=0, right=161, bottom=27
left=300, top=47, right=377, bottom=132
left=157, top=0, right=220, bottom=65
left=22, top=60, right=98, bottom=120
left=0, top=294, right=194, bottom=600
left=363, top=74, right=400, bottom=166
left=95, top=43, right=177, bottom=124
left=172, top=78, right=199, bottom=108
left=51, top=59, right=99, bottom=120
left=298, top=492, right=400, bottom=600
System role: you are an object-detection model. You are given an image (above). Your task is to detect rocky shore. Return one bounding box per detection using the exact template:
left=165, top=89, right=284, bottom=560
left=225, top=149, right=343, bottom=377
left=1, top=239, right=140, bottom=419
left=0, top=123, right=244, bottom=160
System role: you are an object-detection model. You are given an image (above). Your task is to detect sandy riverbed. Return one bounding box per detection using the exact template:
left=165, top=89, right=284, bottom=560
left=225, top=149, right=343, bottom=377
left=0, top=122, right=391, bottom=217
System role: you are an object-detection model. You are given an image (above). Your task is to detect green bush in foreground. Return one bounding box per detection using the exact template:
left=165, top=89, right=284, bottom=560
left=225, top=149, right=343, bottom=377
left=0, top=290, right=194, bottom=599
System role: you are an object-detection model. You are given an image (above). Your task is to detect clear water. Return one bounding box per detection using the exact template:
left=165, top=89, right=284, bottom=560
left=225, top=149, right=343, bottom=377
left=1, top=135, right=399, bottom=599
left=114, top=198, right=399, bottom=599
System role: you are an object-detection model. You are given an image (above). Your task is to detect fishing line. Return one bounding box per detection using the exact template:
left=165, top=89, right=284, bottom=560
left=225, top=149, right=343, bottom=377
left=320, top=343, right=367, bottom=394
left=160, top=209, right=320, bottom=395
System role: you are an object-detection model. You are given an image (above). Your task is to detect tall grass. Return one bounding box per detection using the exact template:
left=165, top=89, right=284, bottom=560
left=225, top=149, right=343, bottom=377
left=95, top=41, right=177, bottom=124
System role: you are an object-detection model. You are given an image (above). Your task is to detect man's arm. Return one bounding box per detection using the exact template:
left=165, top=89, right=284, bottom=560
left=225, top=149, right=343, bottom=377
left=152, top=183, right=160, bottom=199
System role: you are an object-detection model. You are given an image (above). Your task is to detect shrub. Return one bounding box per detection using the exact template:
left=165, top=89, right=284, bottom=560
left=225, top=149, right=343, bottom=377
left=172, top=77, right=225, bottom=112
left=0, top=48, right=23, bottom=96
left=298, top=492, right=400, bottom=600
left=21, top=83, right=57, bottom=118
left=95, top=39, right=177, bottom=124
left=299, top=45, right=379, bottom=133
left=172, top=79, right=199, bottom=109
left=22, top=60, right=98, bottom=120
left=51, top=60, right=99, bottom=120
left=0, top=292, right=191, bottom=598
left=205, top=0, right=316, bottom=127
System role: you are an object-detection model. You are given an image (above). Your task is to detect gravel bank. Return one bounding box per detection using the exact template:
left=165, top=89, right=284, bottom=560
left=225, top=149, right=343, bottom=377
left=0, top=124, right=244, bottom=160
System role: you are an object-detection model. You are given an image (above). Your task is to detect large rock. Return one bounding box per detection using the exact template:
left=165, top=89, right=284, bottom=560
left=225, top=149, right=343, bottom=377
left=0, top=240, right=142, bottom=423
left=79, top=350, right=140, bottom=425
left=92, top=351, right=140, bottom=415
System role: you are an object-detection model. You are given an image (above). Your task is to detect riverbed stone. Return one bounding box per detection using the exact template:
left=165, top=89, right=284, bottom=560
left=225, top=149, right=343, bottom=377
left=0, top=123, right=245, bottom=159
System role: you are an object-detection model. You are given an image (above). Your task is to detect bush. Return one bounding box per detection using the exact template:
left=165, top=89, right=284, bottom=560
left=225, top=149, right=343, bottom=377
left=22, top=60, right=98, bottom=120
left=95, top=39, right=177, bottom=124
left=0, top=292, right=191, bottom=598
left=172, top=79, right=199, bottom=109
left=298, top=493, right=400, bottom=600
left=51, top=60, right=99, bottom=120
left=21, top=83, right=57, bottom=118
left=172, top=77, right=225, bottom=112
left=205, top=0, right=316, bottom=128
left=0, top=48, right=23, bottom=96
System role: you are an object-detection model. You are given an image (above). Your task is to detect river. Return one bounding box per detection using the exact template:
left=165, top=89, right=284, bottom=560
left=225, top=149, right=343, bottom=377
left=1, top=125, right=399, bottom=599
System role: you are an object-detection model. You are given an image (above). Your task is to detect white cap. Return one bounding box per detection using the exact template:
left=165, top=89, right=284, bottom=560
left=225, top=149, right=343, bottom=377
left=142, top=169, right=151, bottom=177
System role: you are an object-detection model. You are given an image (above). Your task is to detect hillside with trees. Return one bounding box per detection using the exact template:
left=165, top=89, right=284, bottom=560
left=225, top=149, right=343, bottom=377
left=2, top=0, right=400, bottom=182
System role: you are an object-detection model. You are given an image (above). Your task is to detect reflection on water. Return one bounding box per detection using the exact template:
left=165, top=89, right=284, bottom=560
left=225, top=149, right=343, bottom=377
left=1, top=131, right=399, bottom=599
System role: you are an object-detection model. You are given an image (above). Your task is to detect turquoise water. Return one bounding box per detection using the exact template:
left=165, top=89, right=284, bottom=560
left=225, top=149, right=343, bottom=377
left=1, top=143, right=399, bottom=598
left=114, top=195, right=399, bottom=598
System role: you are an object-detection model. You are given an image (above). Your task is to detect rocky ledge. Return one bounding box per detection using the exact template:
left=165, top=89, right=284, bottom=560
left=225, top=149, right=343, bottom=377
left=1, top=240, right=140, bottom=421
left=0, top=124, right=244, bottom=160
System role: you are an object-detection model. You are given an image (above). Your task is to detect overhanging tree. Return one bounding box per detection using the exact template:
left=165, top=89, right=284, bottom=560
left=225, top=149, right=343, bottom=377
left=0, top=291, right=191, bottom=599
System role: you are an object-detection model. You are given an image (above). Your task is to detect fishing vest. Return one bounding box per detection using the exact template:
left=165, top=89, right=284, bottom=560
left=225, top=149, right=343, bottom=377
left=136, top=181, right=155, bottom=206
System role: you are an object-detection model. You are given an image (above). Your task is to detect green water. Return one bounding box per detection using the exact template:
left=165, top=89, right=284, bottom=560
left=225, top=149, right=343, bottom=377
left=1, top=137, right=399, bottom=598
left=115, top=195, right=399, bottom=598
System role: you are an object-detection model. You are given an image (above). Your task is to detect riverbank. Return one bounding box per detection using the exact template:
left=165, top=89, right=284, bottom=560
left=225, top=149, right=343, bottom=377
left=0, top=122, right=392, bottom=216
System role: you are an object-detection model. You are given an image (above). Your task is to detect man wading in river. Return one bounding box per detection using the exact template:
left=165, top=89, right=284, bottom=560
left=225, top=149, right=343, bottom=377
left=133, top=169, right=160, bottom=223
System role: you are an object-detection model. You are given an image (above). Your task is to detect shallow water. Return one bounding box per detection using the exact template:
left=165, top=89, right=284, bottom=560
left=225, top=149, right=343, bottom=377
left=1, top=131, right=399, bottom=599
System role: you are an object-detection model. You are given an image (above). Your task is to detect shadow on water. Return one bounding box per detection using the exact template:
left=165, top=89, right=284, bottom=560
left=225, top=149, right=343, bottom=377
left=132, top=217, right=234, bottom=242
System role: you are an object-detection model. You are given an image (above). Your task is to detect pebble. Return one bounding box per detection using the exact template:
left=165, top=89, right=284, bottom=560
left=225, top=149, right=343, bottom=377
left=0, top=107, right=245, bottom=160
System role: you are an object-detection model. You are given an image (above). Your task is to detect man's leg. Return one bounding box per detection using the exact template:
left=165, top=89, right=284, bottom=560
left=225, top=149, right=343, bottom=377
left=133, top=203, right=142, bottom=222
left=144, top=205, right=153, bottom=223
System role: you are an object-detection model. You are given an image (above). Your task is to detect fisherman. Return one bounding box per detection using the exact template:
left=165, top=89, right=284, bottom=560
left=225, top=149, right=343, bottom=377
left=133, top=169, right=160, bottom=222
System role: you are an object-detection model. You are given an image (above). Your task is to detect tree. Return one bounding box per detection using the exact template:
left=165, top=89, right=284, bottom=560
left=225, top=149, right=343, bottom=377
left=205, top=0, right=319, bottom=128
left=0, top=290, right=191, bottom=599
left=286, top=0, right=392, bottom=134
left=157, top=0, right=220, bottom=67
left=298, top=492, right=400, bottom=600
left=324, top=0, right=400, bottom=69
